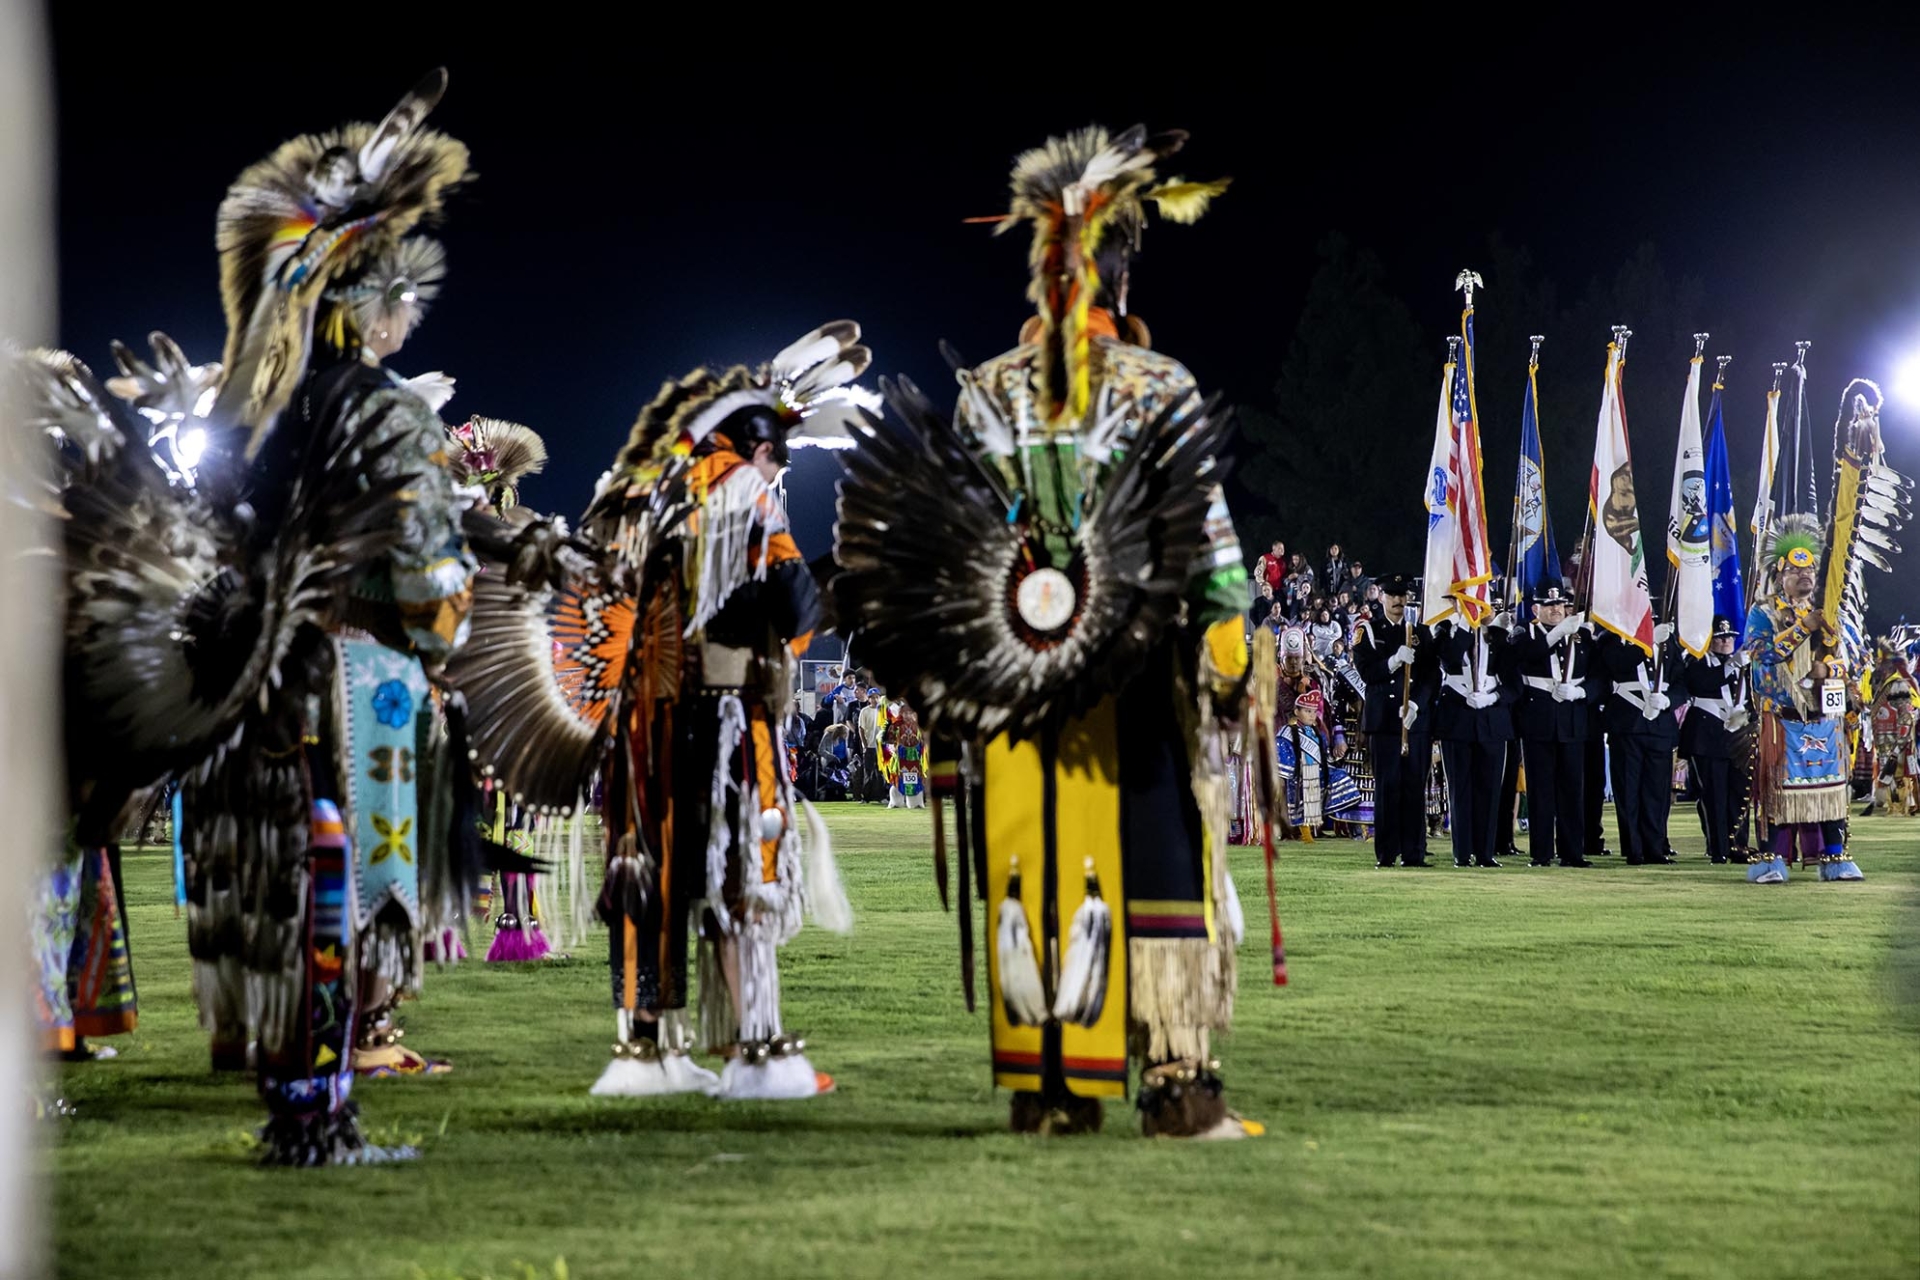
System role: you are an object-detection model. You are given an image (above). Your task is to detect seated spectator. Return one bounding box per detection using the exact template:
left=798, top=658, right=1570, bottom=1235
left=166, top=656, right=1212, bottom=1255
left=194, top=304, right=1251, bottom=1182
left=1346, top=560, right=1373, bottom=603
left=1249, top=579, right=1279, bottom=626
left=1309, top=606, right=1341, bottom=658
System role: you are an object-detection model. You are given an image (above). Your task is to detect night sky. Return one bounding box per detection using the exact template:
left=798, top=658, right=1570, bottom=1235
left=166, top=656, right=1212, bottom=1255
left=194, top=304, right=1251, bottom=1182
left=48, top=21, right=1920, bottom=630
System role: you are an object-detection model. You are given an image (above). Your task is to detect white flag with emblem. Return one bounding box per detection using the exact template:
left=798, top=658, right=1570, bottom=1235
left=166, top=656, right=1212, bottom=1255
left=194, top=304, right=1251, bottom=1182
left=1422, top=359, right=1457, bottom=623
left=1587, top=340, right=1654, bottom=652
left=1666, top=355, right=1711, bottom=656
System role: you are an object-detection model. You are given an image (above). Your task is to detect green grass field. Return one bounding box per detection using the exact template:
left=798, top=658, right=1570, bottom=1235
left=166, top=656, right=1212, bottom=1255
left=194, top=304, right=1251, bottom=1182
left=50, top=805, right=1920, bottom=1280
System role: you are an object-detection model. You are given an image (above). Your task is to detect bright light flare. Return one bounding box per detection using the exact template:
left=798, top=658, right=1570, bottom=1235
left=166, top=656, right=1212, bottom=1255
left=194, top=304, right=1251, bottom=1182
left=1894, top=351, right=1920, bottom=410
left=176, top=426, right=207, bottom=469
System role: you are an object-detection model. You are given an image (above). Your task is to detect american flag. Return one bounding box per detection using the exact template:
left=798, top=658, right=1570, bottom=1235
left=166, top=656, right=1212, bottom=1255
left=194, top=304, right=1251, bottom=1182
left=1423, top=309, right=1494, bottom=626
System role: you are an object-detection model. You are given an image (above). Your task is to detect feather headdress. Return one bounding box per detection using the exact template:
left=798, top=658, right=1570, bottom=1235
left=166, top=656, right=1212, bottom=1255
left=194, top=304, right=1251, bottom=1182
left=979, top=125, right=1229, bottom=425
left=212, top=68, right=470, bottom=447
left=1765, top=512, right=1825, bottom=570
left=606, top=320, right=873, bottom=482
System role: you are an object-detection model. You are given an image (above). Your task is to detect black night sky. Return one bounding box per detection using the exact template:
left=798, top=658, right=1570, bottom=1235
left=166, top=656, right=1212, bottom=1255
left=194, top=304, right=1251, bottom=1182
left=47, top=19, right=1920, bottom=631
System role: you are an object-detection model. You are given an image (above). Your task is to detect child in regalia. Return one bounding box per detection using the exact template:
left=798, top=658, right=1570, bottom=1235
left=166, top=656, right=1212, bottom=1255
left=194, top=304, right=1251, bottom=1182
left=1276, top=689, right=1361, bottom=838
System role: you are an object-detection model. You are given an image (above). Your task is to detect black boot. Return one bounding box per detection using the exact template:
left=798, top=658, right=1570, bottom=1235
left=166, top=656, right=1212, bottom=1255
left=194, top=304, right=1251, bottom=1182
left=1009, top=1089, right=1103, bottom=1136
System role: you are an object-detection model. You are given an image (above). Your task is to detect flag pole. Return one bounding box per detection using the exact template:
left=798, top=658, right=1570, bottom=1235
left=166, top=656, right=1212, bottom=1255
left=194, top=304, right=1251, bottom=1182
left=1714, top=351, right=1734, bottom=612
left=1657, top=332, right=1708, bottom=684
left=1748, top=362, right=1788, bottom=612
left=1736, top=358, right=1788, bottom=859
left=1661, top=332, right=1710, bottom=625
left=1575, top=325, right=1629, bottom=695
left=1454, top=268, right=1486, bottom=678
left=1791, top=340, right=1813, bottom=514
left=1508, top=334, right=1546, bottom=612
left=1714, top=351, right=1733, bottom=611
left=1579, top=326, right=1632, bottom=612
left=1413, top=331, right=1465, bottom=757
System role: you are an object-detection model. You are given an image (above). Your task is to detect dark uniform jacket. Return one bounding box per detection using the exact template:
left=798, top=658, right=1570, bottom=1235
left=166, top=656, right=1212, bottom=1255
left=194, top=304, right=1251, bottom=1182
left=1430, top=621, right=1516, bottom=743
left=1501, top=620, right=1600, bottom=742
left=1597, top=633, right=1687, bottom=746
left=1679, top=652, right=1748, bottom=759
left=1353, top=609, right=1438, bottom=735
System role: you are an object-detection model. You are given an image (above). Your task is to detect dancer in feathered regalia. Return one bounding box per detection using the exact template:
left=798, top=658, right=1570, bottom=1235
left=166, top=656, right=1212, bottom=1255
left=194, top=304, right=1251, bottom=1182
left=1867, top=643, right=1918, bottom=816
left=1745, top=382, right=1907, bottom=882
left=446, top=325, right=861, bottom=1100
left=835, top=126, right=1263, bottom=1138
left=313, top=232, right=479, bottom=1078
left=27, top=72, right=479, bottom=1162
left=1747, top=521, right=1851, bottom=880
left=443, top=413, right=566, bottom=965
left=881, top=702, right=927, bottom=810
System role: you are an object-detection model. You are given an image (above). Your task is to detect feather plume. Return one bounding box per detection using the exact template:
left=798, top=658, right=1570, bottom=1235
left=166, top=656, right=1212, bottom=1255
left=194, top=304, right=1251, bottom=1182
left=401, top=371, right=457, bottom=412
left=1146, top=177, right=1233, bottom=224
left=800, top=798, right=852, bottom=934
left=1050, top=858, right=1110, bottom=1026
left=996, top=861, right=1047, bottom=1026
left=449, top=415, right=547, bottom=508
left=338, top=236, right=447, bottom=344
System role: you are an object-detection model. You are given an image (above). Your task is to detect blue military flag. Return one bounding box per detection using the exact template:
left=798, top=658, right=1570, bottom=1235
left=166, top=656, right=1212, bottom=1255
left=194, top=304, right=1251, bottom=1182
left=1704, top=373, right=1746, bottom=641
left=1508, top=353, right=1562, bottom=605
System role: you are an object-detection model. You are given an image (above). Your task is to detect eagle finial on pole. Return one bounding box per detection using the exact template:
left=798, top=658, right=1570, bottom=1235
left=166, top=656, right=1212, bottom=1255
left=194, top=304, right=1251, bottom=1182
left=1454, top=268, right=1484, bottom=308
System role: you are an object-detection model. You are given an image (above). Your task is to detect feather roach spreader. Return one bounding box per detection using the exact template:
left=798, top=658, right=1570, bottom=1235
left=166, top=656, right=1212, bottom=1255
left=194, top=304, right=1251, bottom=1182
left=24, top=70, right=484, bottom=1165
left=444, top=322, right=864, bottom=1101
left=831, top=126, right=1262, bottom=1140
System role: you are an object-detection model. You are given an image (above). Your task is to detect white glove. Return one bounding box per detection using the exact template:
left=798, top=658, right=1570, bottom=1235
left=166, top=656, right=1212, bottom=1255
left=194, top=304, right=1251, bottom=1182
left=1650, top=691, right=1671, bottom=714
left=1469, top=690, right=1497, bottom=710
left=1726, top=708, right=1751, bottom=733
left=1546, top=614, right=1586, bottom=646
left=1388, top=645, right=1417, bottom=672
left=1489, top=610, right=1515, bottom=633
left=1734, top=649, right=1753, bottom=668
left=1401, top=700, right=1421, bottom=729
left=1653, top=622, right=1674, bottom=645
left=1555, top=682, right=1585, bottom=703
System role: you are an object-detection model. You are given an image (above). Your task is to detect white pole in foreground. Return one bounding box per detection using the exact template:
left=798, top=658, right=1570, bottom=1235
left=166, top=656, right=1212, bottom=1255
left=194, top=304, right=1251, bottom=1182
left=0, top=0, right=55, bottom=1273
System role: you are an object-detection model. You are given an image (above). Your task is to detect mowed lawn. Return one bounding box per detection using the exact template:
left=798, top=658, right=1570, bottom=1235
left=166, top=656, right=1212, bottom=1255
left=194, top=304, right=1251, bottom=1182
left=50, top=805, right=1920, bottom=1280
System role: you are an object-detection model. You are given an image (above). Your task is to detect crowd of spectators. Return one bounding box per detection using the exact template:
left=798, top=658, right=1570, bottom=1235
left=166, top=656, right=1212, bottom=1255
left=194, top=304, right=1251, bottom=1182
left=1250, top=538, right=1384, bottom=640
